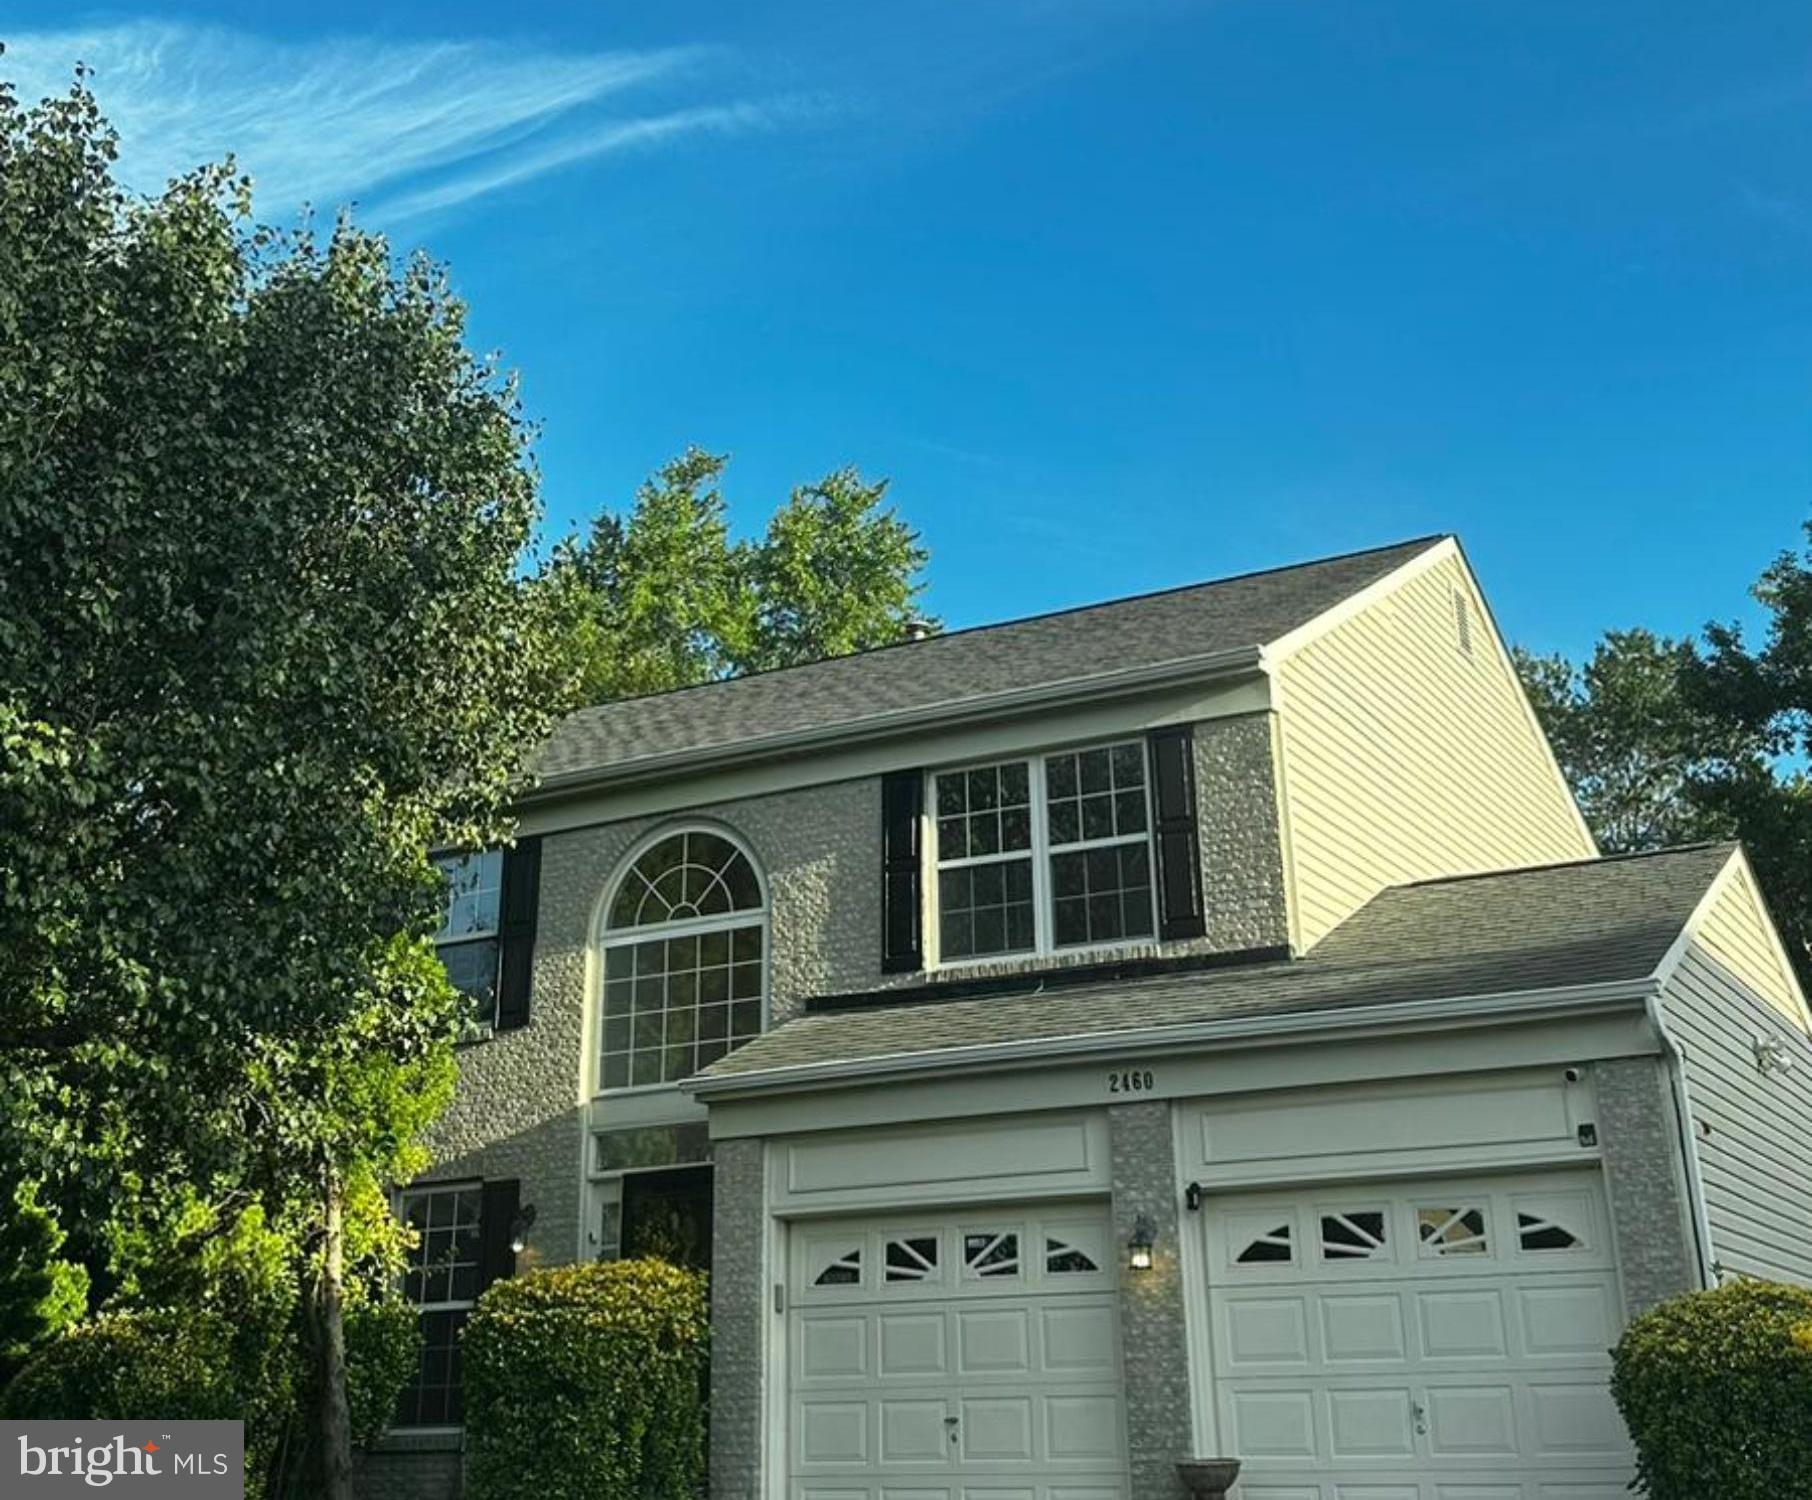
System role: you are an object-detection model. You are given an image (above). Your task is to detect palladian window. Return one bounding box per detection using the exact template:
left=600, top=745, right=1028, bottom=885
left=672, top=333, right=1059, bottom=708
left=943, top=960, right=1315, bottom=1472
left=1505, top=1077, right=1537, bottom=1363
left=599, top=829, right=766, bottom=1091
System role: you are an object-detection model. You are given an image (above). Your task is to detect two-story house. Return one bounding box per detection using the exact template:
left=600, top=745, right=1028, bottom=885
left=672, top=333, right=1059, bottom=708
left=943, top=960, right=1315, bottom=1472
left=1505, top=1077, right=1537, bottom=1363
left=365, top=534, right=1812, bottom=1500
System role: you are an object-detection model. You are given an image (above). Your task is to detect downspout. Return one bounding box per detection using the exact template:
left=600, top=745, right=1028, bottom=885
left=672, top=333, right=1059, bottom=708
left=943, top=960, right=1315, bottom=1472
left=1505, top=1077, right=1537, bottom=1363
left=1645, top=992, right=1717, bottom=1288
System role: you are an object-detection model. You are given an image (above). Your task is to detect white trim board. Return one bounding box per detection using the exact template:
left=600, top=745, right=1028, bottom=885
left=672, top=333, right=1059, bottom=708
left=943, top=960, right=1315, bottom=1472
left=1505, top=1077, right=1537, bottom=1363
left=702, top=1005, right=1660, bottom=1141
left=687, top=978, right=1660, bottom=1103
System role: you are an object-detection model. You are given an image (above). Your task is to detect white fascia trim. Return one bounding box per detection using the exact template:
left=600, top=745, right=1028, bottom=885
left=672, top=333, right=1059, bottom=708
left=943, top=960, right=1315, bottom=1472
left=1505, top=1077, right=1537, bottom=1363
left=523, top=646, right=1265, bottom=802
left=682, top=976, right=1660, bottom=1100
left=1651, top=848, right=1741, bottom=993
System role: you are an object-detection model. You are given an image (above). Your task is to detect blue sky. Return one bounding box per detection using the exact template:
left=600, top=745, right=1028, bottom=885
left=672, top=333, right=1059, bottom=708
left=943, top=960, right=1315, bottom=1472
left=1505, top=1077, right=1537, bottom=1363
left=6, top=1, right=1810, bottom=659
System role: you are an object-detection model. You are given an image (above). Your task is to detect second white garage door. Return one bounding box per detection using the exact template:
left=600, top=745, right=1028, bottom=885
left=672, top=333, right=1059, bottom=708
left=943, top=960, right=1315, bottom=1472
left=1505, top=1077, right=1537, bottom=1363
left=1204, top=1169, right=1635, bottom=1500
left=789, top=1203, right=1127, bottom=1500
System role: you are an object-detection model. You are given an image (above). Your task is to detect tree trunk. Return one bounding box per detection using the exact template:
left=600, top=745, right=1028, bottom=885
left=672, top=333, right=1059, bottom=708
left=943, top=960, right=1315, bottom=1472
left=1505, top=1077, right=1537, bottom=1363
left=314, top=1175, right=356, bottom=1500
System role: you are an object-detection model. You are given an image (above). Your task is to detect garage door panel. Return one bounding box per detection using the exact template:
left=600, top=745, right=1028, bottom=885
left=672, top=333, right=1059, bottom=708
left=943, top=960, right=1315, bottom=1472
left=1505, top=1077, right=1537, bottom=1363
left=801, top=1402, right=870, bottom=1464
left=1524, top=1383, right=1627, bottom=1457
left=804, top=1315, right=871, bottom=1378
left=1045, top=1394, right=1121, bottom=1460
left=1042, top=1304, right=1116, bottom=1372
left=880, top=1400, right=950, bottom=1463
left=1418, top=1289, right=1508, bottom=1359
left=1328, top=1388, right=1416, bottom=1457
left=960, top=1397, right=1033, bottom=1460
left=791, top=1204, right=1126, bottom=1500
left=958, top=1308, right=1031, bottom=1374
left=880, top=1313, right=949, bottom=1376
left=1229, top=1389, right=1318, bottom=1457
left=1321, top=1294, right=1408, bottom=1363
left=1424, top=1385, right=1517, bottom=1456
left=1226, top=1296, right=1312, bottom=1364
left=1206, top=1170, right=1633, bottom=1498
left=1516, top=1285, right=1615, bottom=1358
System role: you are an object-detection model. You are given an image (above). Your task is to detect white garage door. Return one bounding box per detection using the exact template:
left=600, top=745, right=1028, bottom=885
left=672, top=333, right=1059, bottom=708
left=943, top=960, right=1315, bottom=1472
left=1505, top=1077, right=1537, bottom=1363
left=1204, top=1169, right=1634, bottom=1500
left=789, top=1203, right=1128, bottom=1500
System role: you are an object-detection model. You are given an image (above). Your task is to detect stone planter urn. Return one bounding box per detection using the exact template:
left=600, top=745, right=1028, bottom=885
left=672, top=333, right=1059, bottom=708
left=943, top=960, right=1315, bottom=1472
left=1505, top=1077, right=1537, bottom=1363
left=1175, top=1458, right=1242, bottom=1500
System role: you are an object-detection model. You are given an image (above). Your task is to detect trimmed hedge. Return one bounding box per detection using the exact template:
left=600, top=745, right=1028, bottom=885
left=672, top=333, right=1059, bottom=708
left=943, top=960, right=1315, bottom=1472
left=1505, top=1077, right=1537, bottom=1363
left=1611, top=1277, right=1812, bottom=1498
left=464, top=1259, right=709, bottom=1500
left=0, top=1308, right=244, bottom=1423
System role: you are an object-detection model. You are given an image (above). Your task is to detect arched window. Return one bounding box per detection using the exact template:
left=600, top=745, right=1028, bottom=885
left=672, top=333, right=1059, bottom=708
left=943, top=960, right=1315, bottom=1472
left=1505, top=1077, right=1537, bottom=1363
left=598, top=828, right=766, bottom=1091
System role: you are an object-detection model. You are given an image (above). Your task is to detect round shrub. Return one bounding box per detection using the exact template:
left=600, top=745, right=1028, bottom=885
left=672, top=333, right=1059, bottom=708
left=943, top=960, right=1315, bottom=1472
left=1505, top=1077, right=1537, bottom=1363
left=463, top=1259, right=709, bottom=1500
left=0, top=1308, right=243, bottom=1422
left=1611, top=1277, right=1812, bottom=1498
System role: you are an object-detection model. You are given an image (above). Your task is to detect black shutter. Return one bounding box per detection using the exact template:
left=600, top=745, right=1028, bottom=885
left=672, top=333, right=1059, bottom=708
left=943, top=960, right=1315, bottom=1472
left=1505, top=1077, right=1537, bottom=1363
left=494, top=837, right=541, bottom=1031
left=881, top=769, right=925, bottom=973
left=478, top=1178, right=521, bottom=1291
left=1147, top=727, right=1206, bottom=941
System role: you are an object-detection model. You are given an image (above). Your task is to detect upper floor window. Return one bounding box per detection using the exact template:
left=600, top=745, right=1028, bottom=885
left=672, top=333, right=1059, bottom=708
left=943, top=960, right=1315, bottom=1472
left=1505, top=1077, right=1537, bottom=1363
left=599, top=828, right=766, bottom=1091
left=434, top=850, right=502, bottom=1023
left=933, top=741, right=1156, bottom=962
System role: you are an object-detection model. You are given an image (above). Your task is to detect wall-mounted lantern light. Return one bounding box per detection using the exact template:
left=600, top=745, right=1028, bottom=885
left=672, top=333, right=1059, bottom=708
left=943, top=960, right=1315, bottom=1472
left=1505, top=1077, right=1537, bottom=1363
left=510, top=1204, right=538, bottom=1255
left=1128, top=1213, right=1157, bottom=1272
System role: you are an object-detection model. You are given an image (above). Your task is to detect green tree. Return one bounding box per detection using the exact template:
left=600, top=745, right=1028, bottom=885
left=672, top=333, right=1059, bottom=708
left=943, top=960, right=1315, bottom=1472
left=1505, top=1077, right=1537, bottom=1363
left=1512, top=631, right=1761, bottom=853
left=559, top=448, right=931, bottom=702
left=0, top=1182, right=87, bottom=1377
left=1515, top=532, right=1812, bottom=985
left=1689, top=521, right=1812, bottom=982
left=0, top=74, right=571, bottom=1495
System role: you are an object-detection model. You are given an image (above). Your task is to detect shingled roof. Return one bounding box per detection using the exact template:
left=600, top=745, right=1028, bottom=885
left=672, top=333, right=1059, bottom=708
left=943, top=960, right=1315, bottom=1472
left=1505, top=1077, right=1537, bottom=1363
left=535, top=535, right=1446, bottom=786
left=691, top=843, right=1737, bottom=1088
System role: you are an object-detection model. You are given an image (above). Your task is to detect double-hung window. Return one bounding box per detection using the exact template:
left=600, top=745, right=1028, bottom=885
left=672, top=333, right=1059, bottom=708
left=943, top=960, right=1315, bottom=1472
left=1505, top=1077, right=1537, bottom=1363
left=932, top=740, right=1157, bottom=962
left=433, top=850, right=502, bottom=1025
left=395, top=1183, right=481, bottom=1428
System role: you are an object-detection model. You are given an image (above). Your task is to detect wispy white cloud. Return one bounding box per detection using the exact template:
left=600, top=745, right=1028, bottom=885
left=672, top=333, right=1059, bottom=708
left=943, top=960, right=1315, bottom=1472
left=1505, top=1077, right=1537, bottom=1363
left=373, top=101, right=800, bottom=226
left=1, top=21, right=806, bottom=222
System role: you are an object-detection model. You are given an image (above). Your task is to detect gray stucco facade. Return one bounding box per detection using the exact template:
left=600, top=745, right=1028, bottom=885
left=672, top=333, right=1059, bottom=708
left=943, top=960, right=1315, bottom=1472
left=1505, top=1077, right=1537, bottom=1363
left=419, top=712, right=1291, bottom=1265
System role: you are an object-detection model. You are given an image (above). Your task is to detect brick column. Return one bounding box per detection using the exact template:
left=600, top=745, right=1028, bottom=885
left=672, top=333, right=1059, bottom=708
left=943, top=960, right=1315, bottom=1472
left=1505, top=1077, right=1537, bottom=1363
left=710, top=1138, right=767, bottom=1500
left=1595, top=1057, right=1698, bottom=1317
left=1110, top=1101, right=1194, bottom=1500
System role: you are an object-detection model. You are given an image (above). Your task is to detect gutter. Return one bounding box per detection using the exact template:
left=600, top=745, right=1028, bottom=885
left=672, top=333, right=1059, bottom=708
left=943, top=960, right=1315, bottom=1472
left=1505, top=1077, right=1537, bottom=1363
left=1644, top=991, right=1719, bottom=1288
left=521, top=645, right=1266, bottom=803
left=682, top=976, right=1659, bottom=1100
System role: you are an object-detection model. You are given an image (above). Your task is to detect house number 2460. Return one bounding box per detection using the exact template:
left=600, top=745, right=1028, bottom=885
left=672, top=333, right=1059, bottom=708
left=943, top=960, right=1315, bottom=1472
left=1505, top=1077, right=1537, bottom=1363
left=1107, top=1068, right=1156, bottom=1094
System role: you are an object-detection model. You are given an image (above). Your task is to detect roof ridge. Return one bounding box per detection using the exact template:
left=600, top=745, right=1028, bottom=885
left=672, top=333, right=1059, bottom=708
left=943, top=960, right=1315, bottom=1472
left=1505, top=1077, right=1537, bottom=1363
left=562, top=533, right=1451, bottom=718
left=1393, top=842, right=1737, bottom=892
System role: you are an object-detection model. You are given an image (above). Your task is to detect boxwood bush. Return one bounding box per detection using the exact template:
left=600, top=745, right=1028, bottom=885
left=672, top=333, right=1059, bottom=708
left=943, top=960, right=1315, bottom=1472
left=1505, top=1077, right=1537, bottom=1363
left=1611, top=1277, right=1812, bottom=1497
left=464, top=1259, right=709, bottom=1500
left=0, top=1308, right=245, bottom=1423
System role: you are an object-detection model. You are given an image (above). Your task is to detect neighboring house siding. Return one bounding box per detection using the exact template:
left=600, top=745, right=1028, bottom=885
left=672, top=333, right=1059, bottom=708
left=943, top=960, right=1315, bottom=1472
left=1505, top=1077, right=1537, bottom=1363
left=1666, top=938, right=1812, bottom=1286
left=1274, top=549, right=1595, bottom=950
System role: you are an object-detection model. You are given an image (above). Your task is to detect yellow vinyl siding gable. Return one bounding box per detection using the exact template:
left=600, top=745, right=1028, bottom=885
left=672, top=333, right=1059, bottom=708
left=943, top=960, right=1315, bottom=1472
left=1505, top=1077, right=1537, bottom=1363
left=1693, top=856, right=1809, bottom=1033
left=1272, top=542, right=1596, bottom=951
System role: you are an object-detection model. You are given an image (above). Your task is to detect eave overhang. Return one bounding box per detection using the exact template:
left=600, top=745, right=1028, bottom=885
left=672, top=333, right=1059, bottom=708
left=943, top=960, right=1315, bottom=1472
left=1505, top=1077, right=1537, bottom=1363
left=680, top=976, right=1662, bottom=1103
